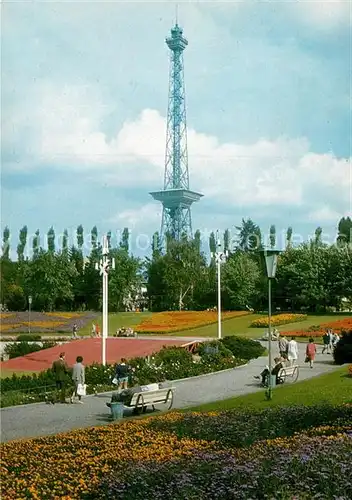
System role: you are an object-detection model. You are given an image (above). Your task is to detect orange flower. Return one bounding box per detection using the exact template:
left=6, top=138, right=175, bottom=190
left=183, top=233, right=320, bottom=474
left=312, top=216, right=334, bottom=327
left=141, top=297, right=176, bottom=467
left=135, top=311, right=250, bottom=333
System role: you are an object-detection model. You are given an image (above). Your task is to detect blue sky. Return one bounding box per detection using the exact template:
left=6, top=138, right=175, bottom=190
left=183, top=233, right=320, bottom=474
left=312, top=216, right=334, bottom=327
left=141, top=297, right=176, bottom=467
left=2, top=0, right=351, bottom=257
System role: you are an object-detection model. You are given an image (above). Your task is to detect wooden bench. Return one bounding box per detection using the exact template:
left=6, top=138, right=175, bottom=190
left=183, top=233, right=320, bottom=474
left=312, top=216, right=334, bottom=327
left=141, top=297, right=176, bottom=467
left=127, top=387, right=175, bottom=415
left=278, top=365, right=299, bottom=383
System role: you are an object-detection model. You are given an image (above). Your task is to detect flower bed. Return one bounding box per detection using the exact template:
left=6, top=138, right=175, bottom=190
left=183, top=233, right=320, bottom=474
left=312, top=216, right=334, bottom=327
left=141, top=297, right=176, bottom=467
left=286, top=317, right=352, bottom=338
left=250, top=313, right=307, bottom=328
left=135, top=310, right=251, bottom=333
left=0, top=311, right=97, bottom=334
left=1, top=404, right=351, bottom=499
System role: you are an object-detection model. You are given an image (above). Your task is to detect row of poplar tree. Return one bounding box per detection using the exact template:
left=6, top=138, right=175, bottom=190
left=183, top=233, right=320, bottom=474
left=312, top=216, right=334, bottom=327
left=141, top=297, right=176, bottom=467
left=0, top=217, right=351, bottom=312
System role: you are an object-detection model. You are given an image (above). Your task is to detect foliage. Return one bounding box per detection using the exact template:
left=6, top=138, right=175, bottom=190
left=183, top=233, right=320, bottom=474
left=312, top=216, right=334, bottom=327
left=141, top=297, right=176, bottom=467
left=250, top=313, right=307, bottom=327
left=222, top=251, right=260, bottom=309
left=1, top=404, right=351, bottom=499
left=220, top=335, right=266, bottom=361
left=16, top=334, right=41, bottom=341
left=333, top=329, right=352, bottom=365
left=3, top=340, right=57, bottom=359
left=135, top=310, right=250, bottom=333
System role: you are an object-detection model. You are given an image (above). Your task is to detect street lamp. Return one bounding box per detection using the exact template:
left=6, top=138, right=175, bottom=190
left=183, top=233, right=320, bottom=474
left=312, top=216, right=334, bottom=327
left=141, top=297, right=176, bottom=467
left=211, top=231, right=228, bottom=339
left=262, top=248, right=281, bottom=400
left=28, top=296, right=32, bottom=334
left=95, top=236, right=115, bottom=366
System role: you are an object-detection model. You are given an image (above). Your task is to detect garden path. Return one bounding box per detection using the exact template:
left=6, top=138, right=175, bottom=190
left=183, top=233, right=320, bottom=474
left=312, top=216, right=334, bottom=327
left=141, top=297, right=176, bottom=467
left=0, top=343, right=338, bottom=443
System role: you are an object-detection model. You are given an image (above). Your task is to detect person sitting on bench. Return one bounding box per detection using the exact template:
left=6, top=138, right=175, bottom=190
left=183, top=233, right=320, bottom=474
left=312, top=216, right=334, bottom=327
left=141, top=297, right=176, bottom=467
left=106, top=383, right=161, bottom=408
left=254, top=357, right=285, bottom=387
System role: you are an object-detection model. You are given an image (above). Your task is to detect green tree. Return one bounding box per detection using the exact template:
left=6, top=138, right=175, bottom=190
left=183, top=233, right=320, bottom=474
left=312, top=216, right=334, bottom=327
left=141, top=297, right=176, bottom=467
left=91, top=226, right=98, bottom=250
left=33, top=230, right=40, bottom=258
left=286, top=227, right=293, bottom=249
left=314, top=227, right=323, bottom=247
left=209, top=232, right=216, bottom=254
left=62, top=229, right=69, bottom=252
left=120, top=228, right=129, bottom=252
left=235, top=218, right=262, bottom=251
left=223, top=251, right=260, bottom=309
left=47, top=226, right=55, bottom=253
left=17, top=225, right=28, bottom=261
left=224, top=229, right=230, bottom=253
left=77, top=225, right=84, bottom=249
left=269, top=225, right=276, bottom=248
left=2, top=226, right=10, bottom=260
left=337, top=216, right=352, bottom=246
left=194, top=230, right=201, bottom=252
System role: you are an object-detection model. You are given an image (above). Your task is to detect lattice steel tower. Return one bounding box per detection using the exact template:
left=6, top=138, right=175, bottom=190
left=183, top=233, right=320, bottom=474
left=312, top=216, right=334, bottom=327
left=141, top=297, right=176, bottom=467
left=150, top=23, right=203, bottom=241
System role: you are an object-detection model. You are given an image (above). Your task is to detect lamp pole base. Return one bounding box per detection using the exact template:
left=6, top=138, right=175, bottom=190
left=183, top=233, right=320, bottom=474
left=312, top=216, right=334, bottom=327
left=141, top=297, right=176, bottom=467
left=265, top=387, right=273, bottom=401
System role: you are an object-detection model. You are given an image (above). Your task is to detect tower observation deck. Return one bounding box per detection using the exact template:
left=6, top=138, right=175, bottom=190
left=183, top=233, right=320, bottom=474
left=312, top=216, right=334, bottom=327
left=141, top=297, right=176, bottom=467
left=150, top=24, right=203, bottom=242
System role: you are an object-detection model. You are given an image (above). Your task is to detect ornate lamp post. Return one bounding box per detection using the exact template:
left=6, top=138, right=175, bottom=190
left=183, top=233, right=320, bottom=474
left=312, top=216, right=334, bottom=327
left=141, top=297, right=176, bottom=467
left=211, top=231, right=228, bottom=339
left=95, top=236, right=115, bottom=366
left=262, top=249, right=281, bottom=400
left=28, top=296, right=32, bottom=334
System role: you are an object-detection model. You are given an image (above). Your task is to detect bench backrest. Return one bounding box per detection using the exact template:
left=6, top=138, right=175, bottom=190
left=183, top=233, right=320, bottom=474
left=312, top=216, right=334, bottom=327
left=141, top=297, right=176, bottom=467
left=279, top=367, right=296, bottom=375
left=130, top=388, right=174, bottom=406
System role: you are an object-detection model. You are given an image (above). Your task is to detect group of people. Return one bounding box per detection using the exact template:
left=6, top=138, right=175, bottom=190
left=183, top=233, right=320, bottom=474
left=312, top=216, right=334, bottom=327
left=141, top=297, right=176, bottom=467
left=114, top=327, right=137, bottom=338
left=322, top=329, right=340, bottom=354
left=51, top=352, right=85, bottom=404
left=91, top=323, right=101, bottom=337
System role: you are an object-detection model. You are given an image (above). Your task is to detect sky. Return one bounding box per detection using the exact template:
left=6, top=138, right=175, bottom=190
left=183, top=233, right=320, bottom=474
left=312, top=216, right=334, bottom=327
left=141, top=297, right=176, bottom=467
left=1, top=0, right=351, bottom=257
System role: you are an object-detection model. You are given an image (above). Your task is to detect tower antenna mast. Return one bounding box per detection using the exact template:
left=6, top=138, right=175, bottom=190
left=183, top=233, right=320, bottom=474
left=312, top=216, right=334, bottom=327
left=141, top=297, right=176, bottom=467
left=150, top=20, right=203, bottom=242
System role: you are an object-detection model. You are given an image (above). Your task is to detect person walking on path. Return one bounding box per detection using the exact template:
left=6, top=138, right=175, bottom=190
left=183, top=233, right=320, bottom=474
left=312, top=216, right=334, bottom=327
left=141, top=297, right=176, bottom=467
left=72, top=323, right=78, bottom=339
left=287, top=336, right=299, bottom=366
left=52, top=352, right=69, bottom=404
left=70, top=356, right=85, bottom=404
left=322, top=330, right=331, bottom=354
left=278, top=336, right=288, bottom=357
left=305, top=338, right=317, bottom=368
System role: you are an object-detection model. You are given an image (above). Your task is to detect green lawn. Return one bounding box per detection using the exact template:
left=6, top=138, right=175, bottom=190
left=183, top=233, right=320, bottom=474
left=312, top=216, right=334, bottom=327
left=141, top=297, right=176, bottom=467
left=186, top=367, right=352, bottom=412
left=77, top=311, right=152, bottom=336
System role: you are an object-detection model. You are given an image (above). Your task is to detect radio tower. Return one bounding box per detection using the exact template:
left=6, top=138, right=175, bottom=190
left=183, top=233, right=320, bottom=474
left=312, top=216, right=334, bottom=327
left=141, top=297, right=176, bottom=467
left=150, top=22, right=203, bottom=242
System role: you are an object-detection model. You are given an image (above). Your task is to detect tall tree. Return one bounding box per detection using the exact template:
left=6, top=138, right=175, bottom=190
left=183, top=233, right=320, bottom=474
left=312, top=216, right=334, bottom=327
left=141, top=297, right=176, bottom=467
left=209, top=231, right=216, bottom=254
left=235, top=218, right=262, bottom=251
left=91, top=226, right=98, bottom=250
left=194, top=229, right=201, bottom=252
left=224, top=229, right=230, bottom=253
left=223, top=251, right=260, bottom=309
left=337, top=216, right=352, bottom=246
left=62, top=229, right=69, bottom=252
left=33, top=230, right=40, bottom=258
left=269, top=225, right=276, bottom=248
left=2, top=226, right=10, bottom=259
left=47, top=226, right=55, bottom=253
left=77, top=225, right=84, bottom=249
left=314, top=227, right=323, bottom=247
left=286, top=226, right=293, bottom=249
left=17, top=225, right=28, bottom=261
left=120, top=228, right=129, bottom=252
left=107, top=230, right=112, bottom=249
left=152, top=232, right=162, bottom=257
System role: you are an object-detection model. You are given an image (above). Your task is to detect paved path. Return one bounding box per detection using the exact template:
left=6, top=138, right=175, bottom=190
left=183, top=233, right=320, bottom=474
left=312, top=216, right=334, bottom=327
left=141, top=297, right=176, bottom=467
left=0, top=343, right=338, bottom=442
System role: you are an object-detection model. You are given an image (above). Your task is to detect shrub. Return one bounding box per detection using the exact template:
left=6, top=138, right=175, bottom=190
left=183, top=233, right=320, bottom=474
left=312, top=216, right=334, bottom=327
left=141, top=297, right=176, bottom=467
left=196, top=340, right=233, bottom=359
left=333, top=329, right=352, bottom=365
left=221, top=336, right=265, bottom=361
left=3, top=340, right=56, bottom=359
left=16, top=334, right=41, bottom=341
left=250, top=313, right=307, bottom=328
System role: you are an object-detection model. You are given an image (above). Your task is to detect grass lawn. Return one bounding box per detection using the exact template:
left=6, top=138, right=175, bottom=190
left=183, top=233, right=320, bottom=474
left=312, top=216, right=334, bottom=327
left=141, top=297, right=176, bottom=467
left=186, top=367, right=352, bottom=412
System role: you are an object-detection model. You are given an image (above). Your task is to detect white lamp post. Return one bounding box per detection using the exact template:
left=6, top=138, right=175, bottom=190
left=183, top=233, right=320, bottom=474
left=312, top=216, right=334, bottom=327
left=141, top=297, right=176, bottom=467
left=28, top=296, right=32, bottom=334
left=211, top=231, right=228, bottom=339
left=95, top=236, right=115, bottom=366
left=263, top=248, right=281, bottom=400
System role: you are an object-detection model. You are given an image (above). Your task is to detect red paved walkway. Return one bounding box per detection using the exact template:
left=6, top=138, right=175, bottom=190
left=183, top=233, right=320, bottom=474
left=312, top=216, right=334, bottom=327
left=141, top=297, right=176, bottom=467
left=0, top=338, right=189, bottom=372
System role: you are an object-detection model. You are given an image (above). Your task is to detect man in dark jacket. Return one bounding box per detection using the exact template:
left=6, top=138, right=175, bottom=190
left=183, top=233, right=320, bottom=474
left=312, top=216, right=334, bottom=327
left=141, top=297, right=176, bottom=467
left=52, top=352, right=69, bottom=403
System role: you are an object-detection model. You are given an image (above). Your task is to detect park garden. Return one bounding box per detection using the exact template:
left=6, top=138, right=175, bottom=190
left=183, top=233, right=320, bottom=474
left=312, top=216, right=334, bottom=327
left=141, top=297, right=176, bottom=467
left=1, top=217, right=352, bottom=498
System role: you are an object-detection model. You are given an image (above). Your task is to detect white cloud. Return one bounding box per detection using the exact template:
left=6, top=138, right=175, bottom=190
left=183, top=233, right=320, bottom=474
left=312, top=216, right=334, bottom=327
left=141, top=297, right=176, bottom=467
left=108, top=203, right=162, bottom=230
left=308, top=206, right=342, bottom=223
left=4, top=83, right=350, bottom=220
left=291, top=0, right=351, bottom=29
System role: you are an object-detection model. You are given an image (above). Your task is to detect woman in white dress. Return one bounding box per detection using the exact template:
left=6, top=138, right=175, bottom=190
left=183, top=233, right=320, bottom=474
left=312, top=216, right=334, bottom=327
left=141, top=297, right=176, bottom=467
left=287, top=336, right=299, bottom=366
